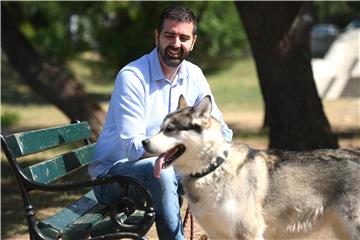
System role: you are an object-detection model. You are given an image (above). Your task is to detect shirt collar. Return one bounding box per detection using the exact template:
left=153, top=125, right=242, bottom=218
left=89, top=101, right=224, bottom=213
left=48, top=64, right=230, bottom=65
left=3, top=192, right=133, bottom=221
left=149, top=47, right=187, bottom=83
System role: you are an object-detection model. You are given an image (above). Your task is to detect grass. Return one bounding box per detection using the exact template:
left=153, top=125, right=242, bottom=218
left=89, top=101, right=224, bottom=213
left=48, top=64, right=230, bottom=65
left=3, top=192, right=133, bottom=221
left=1, top=111, right=20, bottom=127
left=207, top=58, right=263, bottom=110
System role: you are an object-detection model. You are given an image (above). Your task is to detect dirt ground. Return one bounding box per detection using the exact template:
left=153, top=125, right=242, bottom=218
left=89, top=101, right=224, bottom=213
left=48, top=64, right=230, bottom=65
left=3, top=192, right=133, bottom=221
left=3, top=98, right=359, bottom=240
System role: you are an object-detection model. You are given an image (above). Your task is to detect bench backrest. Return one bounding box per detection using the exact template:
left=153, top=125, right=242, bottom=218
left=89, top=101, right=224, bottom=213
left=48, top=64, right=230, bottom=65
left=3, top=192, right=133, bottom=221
left=3, top=121, right=95, bottom=184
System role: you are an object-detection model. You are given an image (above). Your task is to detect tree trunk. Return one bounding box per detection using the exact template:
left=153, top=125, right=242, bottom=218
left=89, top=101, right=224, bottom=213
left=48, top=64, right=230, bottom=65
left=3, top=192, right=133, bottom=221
left=2, top=4, right=105, bottom=137
left=235, top=2, right=338, bottom=150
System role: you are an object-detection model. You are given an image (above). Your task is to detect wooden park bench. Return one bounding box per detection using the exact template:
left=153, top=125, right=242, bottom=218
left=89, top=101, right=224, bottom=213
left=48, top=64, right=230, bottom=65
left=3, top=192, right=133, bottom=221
left=1, top=121, right=155, bottom=240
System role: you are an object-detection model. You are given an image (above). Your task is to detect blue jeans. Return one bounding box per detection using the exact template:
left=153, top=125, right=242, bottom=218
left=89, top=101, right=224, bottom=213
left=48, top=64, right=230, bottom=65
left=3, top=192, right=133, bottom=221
left=93, top=157, right=184, bottom=240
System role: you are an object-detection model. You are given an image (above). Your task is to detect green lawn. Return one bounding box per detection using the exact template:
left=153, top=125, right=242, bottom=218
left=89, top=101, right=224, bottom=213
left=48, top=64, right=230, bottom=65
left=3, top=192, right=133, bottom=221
left=207, top=58, right=263, bottom=110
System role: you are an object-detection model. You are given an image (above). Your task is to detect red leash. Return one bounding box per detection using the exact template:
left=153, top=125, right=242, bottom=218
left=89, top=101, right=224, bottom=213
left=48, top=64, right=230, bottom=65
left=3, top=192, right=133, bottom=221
left=182, top=204, right=195, bottom=240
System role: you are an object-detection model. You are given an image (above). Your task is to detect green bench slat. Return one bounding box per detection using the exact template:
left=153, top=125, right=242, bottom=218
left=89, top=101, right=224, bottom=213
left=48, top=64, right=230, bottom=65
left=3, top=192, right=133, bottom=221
left=62, top=202, right=146, bottom=238
left=62, top=204, right=110, bottom=239
left=22, top=143, right=96, bottom=184
left=89, top=211, right=146, bottom=237
left=39, top=190, right=102, bottom=234
left=5, top=122, right=91, bottom=157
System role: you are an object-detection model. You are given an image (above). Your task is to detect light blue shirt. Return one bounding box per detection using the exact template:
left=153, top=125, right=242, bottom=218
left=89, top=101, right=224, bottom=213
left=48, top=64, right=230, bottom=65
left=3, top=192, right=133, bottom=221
left=88, top=48, right=233, bottom=178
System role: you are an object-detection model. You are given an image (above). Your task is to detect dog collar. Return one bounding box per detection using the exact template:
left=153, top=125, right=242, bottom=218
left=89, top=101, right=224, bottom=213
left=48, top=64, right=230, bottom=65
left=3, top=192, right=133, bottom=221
left=190, top=150, right=228, bottom=179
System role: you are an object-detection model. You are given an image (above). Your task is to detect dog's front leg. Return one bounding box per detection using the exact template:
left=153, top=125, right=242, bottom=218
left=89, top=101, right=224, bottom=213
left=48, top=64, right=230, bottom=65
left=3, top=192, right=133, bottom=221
left=234, top=212, right=266, bottom=240
left=234, top=224, right=265, bottom=240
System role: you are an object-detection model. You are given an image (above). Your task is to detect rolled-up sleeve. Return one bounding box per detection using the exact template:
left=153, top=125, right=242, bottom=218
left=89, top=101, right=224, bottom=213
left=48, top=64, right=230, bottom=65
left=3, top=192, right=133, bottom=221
left=112, top=70, right=147, bottom=160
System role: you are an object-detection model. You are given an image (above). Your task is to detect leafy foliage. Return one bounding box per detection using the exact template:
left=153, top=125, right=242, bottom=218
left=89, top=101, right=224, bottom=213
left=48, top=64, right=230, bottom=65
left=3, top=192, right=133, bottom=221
left=5, top=1, right=248, bottom=75
left=6, top=2, right=92, bottom=63
left=4, top=1, right=358, bottom=79
left=1, top=112, right=20, bottom=127
left=190, top=2, right=248, bottom=69
left=314, top=1, right=360, bottom=28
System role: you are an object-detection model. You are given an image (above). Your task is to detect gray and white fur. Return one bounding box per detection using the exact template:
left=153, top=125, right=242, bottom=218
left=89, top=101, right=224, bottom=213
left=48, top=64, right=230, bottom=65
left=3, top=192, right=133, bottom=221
left=143, top=95, right=360, bottom=240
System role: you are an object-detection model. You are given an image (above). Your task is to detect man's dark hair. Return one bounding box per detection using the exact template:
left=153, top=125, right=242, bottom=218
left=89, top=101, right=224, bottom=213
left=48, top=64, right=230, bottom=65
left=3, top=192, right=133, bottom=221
left=158, top=6, right=197, bottom=35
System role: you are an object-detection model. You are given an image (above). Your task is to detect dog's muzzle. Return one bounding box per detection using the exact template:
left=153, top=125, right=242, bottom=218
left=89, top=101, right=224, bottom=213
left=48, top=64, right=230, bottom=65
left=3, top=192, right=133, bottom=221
left=142, top=139, right=152, bottom=153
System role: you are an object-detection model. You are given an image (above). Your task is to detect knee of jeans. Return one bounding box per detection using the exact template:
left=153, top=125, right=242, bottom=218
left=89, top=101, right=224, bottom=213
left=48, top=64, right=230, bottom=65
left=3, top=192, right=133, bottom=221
left=158, top=167, right=178, bottom=187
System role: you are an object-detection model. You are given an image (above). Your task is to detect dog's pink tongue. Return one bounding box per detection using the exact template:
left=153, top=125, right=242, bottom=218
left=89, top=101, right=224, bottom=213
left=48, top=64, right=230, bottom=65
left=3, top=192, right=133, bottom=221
left=154, top=150, right=173, bottom=179
left=154, top=154, right=165, bottom=179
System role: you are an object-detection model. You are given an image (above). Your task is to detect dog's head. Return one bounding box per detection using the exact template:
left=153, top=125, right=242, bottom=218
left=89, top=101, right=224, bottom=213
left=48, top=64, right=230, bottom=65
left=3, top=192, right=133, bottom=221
left=142, top=95, right=224, bottom=175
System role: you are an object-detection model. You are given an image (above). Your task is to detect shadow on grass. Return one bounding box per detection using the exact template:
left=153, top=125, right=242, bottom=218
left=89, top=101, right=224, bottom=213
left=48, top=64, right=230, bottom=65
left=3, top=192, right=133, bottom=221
left=1, top=156, right=91, bottom=238
left=1, top=184, right=88, bottom=238
left=1, top=57, right=112, bottom=106
left=229, top=123, right=360, bottom=141
left=1, top=79, right=111, bottom=106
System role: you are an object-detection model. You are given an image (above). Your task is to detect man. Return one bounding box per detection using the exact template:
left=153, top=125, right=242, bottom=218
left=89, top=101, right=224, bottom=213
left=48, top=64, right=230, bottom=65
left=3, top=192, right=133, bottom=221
left=89, top=6, right=232, bottom=239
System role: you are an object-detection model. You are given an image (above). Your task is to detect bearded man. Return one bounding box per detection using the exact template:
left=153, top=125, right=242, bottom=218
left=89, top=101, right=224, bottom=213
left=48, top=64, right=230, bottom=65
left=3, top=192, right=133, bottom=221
left=89, top=6, right=232, bottom=239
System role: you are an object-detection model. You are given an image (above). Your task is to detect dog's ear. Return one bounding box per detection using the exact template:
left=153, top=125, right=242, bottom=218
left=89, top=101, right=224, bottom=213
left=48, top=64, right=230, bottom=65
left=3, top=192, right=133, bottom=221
left=194, top=95, right=212, bottom=119
left=177, top=95, right=188, bottom=109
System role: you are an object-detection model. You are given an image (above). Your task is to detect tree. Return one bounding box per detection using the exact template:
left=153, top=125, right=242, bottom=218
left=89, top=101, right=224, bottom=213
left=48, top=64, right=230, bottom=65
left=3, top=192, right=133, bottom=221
left=5, top=2, right=247, bottom=74
left=2, top=4, right=105, bottom=137
left=235, top=2, right=339, bottom=150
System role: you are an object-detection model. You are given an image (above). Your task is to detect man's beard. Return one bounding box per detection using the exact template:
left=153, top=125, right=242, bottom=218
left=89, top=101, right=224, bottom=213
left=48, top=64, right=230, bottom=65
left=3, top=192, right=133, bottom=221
left=158, top=45, right=189, bottom=67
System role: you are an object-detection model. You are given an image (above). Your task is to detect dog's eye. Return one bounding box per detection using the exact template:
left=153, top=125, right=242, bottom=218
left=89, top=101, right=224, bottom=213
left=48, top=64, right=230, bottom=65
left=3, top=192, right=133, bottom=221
left=165, top=125, right=175, bottom=133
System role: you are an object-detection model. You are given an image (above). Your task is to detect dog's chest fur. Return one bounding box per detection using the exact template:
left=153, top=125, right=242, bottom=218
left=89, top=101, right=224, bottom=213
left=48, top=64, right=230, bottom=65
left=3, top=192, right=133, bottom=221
left=181, top=145, right=269, bottom=239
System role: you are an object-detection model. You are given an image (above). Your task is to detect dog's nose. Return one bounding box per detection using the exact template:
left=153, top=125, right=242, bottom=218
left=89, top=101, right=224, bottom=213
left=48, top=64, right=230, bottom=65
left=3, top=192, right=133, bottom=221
left=142, top=139, right=150, bottom=147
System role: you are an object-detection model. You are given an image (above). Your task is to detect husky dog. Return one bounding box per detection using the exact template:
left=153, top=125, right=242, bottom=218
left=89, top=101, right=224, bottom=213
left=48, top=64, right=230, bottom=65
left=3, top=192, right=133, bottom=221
left=142, top=95, right=360, bottom=240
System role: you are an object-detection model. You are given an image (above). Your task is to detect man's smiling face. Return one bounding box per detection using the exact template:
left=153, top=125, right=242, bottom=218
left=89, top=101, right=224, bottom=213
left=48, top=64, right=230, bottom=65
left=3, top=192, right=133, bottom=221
left=156, top=19, right=197, bottom=68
